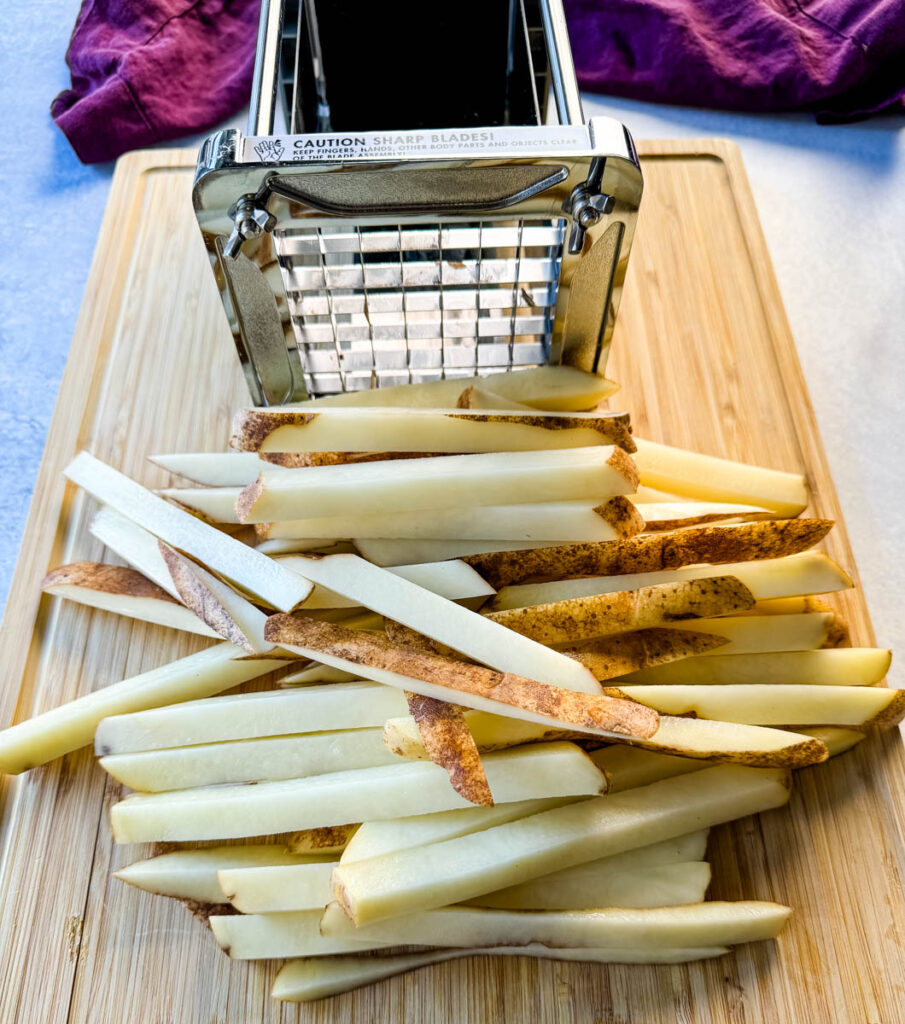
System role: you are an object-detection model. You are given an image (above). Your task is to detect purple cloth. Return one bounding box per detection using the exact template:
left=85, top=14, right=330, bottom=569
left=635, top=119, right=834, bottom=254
left=51, top=0, right=259, bottom=164
left=565, top=0, right=905, bottom=122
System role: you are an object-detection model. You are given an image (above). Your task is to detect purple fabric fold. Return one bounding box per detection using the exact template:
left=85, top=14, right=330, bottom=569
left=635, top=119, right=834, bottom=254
left=564, top=0, right=905, bottom=121
left=51, top=0, right=260, bottom=164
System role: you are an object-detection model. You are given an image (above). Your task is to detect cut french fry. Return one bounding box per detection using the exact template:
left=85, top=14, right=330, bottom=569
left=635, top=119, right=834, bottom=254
left=656, top=613, right=832, bottom=655
left=64, top=452, right=312, bottom=611
left=90, top=506, right=183, bottom=598
left=353, top=537, right=559, bottom=567
left=485, top=576, right=755, bottom=644
left=99, top=727, right=398, bottom=791
left=406, top=692, right=492, bottom=807
left=255, top=497, right=644, bottom=543
left=272, top=944, right=729, bottom=1001
left=150, top=451, right=270, bottom=487
left=109, top=743, right=607, bottom=843
left=799, top=726, right=865, bottom=756
left=94, top=682, right=409, bottom=755
left=632, top=438, right=808, bottom=516
left=469, top=860, right=711, bottom=910
left=340, top=798, right=575, bottom=865
left=639, top=501, right=775, bottom=530
left=159, top=487, right=242, bottom=523
left=230, top=407, right=636, bottom=454
left=264, top=615, right=658, bottom=740
left=329, top=765, right=791, bottom=924
left=489, top=551, right=854, bottom=612
left=610, top=684, right=905, bottom=728
left=617, top=648, right=893, bottom=686
left=288, top=825, right=359, bottom=855
left=294, top=559, right=495, bottom=610
left=115, top=846, right=316, bottom=903
left=210, top=909, right=394, bottom=959
left=264, top=554, right=601, bottom=693
left=159, top=543, right=272, bottom=652
left=292, top=366, right=617, bottom=412
left=590, top=745, right=705, bottom=791
left=236, top=446, right=639, bottom=523
left=464, top=519, right=833, bottom=588
left=321, top=900, right=790, bottom=950
left=0, top=642, right=286, bottom=775
left=40, top=562, right=219, bottom=638
left=219, top=861, right=337, bottom=913
left=560, top=627, right=728, bottom=680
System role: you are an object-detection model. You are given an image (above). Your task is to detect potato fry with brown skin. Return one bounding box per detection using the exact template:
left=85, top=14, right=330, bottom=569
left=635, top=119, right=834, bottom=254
left=286, top=825, right=359, bottom=856
left=639, top=502, right=776, bottom=530
left=263, top=614, right=659, bottom=741
left=484, top=576, right=755, bottom=645
left=560, top=628, right=729, bottom=680
left=464, top=519, right=834, bottom=588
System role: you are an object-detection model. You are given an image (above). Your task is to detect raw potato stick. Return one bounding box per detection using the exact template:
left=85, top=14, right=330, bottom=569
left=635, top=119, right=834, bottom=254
left=272, top=945, right=730, bottom=1001
left=99, top=727, right=398, bottom=791
left=489, top=551, right=854, bottom=611
left=609, top=684, right=905, bottom=728
left=617, top=648, right=892, bottom=686
left=253, top=496, right=644, bottom=543
left=632, top=438, right=808, bottom=515
left=464, top=519, right=833, bottom=588
left=329, top=764, right=791, bottom=924
left=289, top=366, right=617, bottom=411
left=150, top=452, right=270, bottom=487
left=230, top=407, right=636, bottom=454
left=0, top=642, right=287, bottom=775
left=353, top=538, right=562, bottom=566
left=264, top=614, right=659, bottom=740
left=64, top=452, right=312, bottom=611
left=90, top=506, right=183, bottom=598
left=40, top=562, right=219, bottom=638
left=654, top=612, right=832, bottom=655
left=115, top=846, right=317, bottom=903
left=382, top=712, right=575, bottom=759
left=235, top=446, right=640, bottom=523
left=319, top=901, right=790, bottom=950
left=288, top=825, right=359, bottom=855
left=558, top=627, right=729, bottom=680
left=484, top=576, right=756, bottom=644
left=94, top=683, right=409, bottom=755
left=639, top=501, right=775, bottom=530
left=209, top=909, right=395, bottom=959
left=219, top=861, right=338, bottom=913
left=109, top=743, right=607, bottom=843
left=265, top=554, right=602, bottom=693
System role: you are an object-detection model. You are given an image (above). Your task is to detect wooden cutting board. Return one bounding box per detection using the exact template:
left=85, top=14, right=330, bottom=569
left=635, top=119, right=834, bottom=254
left=1, top=141, right=903, bottom=1023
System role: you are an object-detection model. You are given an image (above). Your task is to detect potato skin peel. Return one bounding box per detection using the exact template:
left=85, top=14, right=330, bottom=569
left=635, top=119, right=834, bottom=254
left=42, top=562, right=178, bottom=603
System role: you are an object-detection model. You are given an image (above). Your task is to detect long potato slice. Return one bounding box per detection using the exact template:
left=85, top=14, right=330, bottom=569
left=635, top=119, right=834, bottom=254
left=94, top=683, right=409, bottom=755
left=99, top=728, right=398, bottom=791
left=639, top=501, right=775, bottom=530
left=485, top=576, right=755, bottom=644
left=109, top=743, right=607, bottom=843
left=0, top=642, right=287, bottom=775
left=288, top=825, right=359, bottom=855
left=252, top=497, right=643, bottom=543
left=617, top=648, right=892, bottom=686
left=464, top=519, right=833, bottom=588
left=115, top=846, right=318, bottom=903
left=90, top=506, right=182, bottom=598
left=489, top=551, right=853, bottom=612
left=330, top=765, right=791, bottom=923
left=264, top=615, right=658, bottom=740
left=210, top=909, right=394, bottom=959
left=321, top=900, right=791, bottom=949
left=230, top=407, right=635, bottom=454
left=272, top=945, right=729, bottom=1001
left=150, top=451, right=269, bottom=486
left=632, top=438, right=808, bottom=515
left=236, top=446, right=639, bottom=523
left=610, top=684, right=905, bottom=728
left=291, top=366, right=617, bottom=411
left=219, top=861, right=338, bottom=913
left=270, top=553, right=601, bottom=693
left=558, top=627, right=729, bottom=680
left=354, top=538, right=561, bottom=567
left=41, top=562, right=219, bottom=637
left=64, top=453, right=312, bottom=611
left=653, top=612, right=832, bottom=655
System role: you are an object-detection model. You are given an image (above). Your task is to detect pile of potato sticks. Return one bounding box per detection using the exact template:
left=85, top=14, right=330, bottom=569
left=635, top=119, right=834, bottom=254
left=0, top=366, right=896, bottom=1003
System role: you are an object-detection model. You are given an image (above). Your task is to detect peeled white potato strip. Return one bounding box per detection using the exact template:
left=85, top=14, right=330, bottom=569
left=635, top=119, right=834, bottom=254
left=90, top=506, right=183, bottom=598
left=64, top=452, right=312, bottom=612
left=654, top=612, right=832, bottom=656
left=329, top=765, right=791, bottom=925
left=639, top=501, right=776, bottom=530
left=209, top=909, right=395, bottom=959
left=235, top=446, right=639, bottom=523
left=219, top=860, right=338, bottom=913
left=463, top=518, right=833, bottom=589
left=632, top=438, right=808, bottom=516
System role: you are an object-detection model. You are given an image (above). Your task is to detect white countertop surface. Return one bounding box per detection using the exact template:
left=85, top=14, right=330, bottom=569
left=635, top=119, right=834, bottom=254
left=1, top=3, right=903, bottom=681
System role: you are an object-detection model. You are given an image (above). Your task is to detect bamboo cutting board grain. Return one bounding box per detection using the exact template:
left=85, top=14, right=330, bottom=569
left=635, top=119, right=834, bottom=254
left=0, top=142, right=903, bottom=1023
